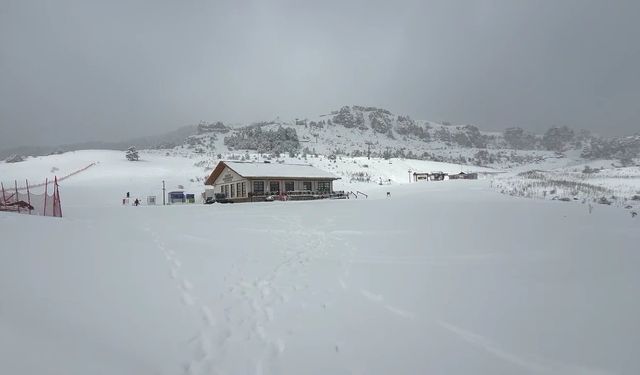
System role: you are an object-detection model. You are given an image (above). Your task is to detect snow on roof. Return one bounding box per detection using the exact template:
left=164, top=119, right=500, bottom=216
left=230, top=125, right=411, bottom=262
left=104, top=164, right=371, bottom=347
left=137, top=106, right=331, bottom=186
left=224, top=161, right=339, bottom=180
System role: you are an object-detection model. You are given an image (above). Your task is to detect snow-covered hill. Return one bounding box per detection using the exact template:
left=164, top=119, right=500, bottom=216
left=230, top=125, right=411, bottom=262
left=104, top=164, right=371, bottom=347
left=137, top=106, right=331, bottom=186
left=183, top=106, right=564, bottom=170
left=1, top=150, right=639, bottom=375
left=5, top=105, right=638, bottom=171
left=176, top=105, right=640, bottom=171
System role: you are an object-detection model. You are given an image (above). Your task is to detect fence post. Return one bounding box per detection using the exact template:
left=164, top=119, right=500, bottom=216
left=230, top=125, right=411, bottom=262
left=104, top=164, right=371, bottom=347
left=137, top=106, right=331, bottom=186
left=59, top=181, right=62, bottom=217
left=52, top=178, right=57, bottom=217
left=55, top=176, right=62, bottom=218
left=14, top=180, right=19, bottom=213
left=43, top=178, right=48, bottom=216
left=26, top=179, right=32, bottom=214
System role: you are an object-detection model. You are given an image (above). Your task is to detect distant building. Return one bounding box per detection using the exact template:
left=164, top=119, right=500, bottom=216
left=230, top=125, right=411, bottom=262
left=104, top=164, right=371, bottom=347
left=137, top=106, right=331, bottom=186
left=412, top=171, right=478, bottom=182
left=412, top=171, right=447, bottom=181
left=168, top=191, right=186, bottom=204
left=413, top=172, right=430, bottom=181
left=429, top=171, right=447, bottom=181
left=204, top=161, right=340, bottom=202
left=448, top=172, right=478, bottom=180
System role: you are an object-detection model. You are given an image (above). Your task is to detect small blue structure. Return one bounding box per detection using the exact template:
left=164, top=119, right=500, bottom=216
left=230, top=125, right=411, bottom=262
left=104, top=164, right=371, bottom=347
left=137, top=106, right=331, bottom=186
left=168, top=191, right=185, bottom=204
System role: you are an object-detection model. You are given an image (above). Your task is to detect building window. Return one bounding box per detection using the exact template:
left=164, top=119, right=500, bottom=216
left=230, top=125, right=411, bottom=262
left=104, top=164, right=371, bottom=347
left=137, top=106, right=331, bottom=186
left=253, top=181, right=264, bottom=195
left=285, top=181, right=294, bottom=192
left=241, top=182, right=246, bottom=197
left=303, top=181, right=312, bottom=191
left=230, top=184, right=235, bottom=198
left=269, top=181, right=280, bottom=194
left=318, top=181, right=331, bottom=192
left=236, top=183, right=242, bottom=197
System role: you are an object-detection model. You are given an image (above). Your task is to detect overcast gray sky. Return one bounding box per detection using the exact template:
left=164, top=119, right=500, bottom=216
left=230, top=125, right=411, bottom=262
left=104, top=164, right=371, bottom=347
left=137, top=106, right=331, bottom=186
left=1, top=0, right=639, bottom=148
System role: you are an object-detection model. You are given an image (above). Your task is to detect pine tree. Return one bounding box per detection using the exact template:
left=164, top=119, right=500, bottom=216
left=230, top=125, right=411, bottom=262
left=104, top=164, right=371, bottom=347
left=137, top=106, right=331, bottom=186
left=125, top=146, right=139, bottom=161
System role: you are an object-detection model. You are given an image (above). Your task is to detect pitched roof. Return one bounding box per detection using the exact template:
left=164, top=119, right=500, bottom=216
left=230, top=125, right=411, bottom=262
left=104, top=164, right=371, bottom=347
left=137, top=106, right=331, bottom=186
left=205, top=161, right=340, bottom=185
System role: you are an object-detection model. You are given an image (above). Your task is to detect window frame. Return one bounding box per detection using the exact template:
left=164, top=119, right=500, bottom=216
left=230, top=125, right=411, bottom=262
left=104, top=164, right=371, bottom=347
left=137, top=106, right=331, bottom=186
left=269, top=181, right=280, bottom=194
left=285, top=181, right=295, bottom=192
left=253, top=181, right=265, bottom=195
left=318, top=181, right=331, bottom=193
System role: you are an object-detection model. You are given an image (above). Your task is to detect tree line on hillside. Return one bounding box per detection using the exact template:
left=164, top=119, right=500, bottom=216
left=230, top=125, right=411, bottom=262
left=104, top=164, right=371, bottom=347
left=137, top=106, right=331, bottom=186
left=223, top=126, right=300, bottom=155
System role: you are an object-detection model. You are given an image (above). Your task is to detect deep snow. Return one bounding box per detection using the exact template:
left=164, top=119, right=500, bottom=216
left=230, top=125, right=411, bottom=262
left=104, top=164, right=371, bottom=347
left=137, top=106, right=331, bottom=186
left=1, top=151, right=639, bottom=375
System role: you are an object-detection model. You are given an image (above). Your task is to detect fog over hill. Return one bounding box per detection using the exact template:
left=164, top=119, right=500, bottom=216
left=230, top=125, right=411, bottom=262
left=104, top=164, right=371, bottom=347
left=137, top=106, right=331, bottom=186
left=0, top=125, right=197, bottom=160
left=2, top=1, right=639, bottom=148
left=180, top=105, right=640, bottom=168
left=3, top=106, right=639, bottom=168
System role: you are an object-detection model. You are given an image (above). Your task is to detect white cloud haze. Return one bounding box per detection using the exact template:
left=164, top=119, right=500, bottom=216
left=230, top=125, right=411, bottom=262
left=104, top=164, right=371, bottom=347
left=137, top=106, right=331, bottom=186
left=1, top=0, right=639, bottom=148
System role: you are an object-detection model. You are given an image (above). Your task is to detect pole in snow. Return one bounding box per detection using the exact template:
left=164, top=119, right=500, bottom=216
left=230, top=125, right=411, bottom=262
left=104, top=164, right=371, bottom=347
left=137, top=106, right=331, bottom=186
left=52, top=178, right=57, bottom=216
left=14, top=180, right=19, bottom=213
left=26, top=179, right=31, bottom=214
left=43, top=178, right=48, bottom=216
left=162, top=180, right=166, bottom=205
left=55, top=176, right=62, bottom=218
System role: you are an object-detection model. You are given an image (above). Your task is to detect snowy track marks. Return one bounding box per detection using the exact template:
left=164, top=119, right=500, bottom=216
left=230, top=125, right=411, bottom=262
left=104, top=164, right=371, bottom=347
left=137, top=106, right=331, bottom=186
left=147, top=216, right=395, bottom=374
left=360, top=289, right=415, bottom=320
left=437, top=321, right=611, bottom=375
left=146, top=228, right=220, bottom=374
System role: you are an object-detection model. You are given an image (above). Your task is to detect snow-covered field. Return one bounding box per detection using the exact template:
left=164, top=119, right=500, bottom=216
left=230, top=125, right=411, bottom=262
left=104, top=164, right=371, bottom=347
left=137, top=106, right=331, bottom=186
left=0, top=150, right=498, bottom=207
left=1, top=150, right=639, bottom=375
left=493, top=161, right=640, bottom=215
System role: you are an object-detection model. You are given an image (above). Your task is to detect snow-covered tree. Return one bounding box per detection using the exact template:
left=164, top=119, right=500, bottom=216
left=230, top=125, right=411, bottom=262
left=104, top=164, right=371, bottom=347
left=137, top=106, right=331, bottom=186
left=542, top=126, right=575, bottom=152
left=5, top=154, right=25, bottom=163
left=125, top=146, right=139, bottom=161
left=396, top=115, right=430, bottom=141
left=223, top=126, right=300, bottom=154
left=368, top=110, right=393, bottom=133
left=503, top=127, right=537, bottom=150
left=332, top=106, right=366, bottom=130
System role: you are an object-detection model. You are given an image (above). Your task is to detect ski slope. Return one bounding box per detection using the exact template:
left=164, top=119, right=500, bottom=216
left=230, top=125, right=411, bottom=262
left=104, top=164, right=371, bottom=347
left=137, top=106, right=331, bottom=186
left=1, top=151, right=639, bottom=375
left=0, top=150, right=497, bottom=208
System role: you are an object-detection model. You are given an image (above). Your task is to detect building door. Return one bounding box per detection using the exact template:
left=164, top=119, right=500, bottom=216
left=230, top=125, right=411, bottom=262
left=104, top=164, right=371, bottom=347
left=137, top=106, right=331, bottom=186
left=285, top=181, right=294, bottom=192
left=269, top=181, right=280, bottom=194
left=303, top=181, right=312, bottom=191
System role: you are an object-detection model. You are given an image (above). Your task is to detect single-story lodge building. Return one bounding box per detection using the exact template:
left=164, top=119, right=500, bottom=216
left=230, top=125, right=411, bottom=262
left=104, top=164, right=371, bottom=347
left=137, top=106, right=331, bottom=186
left=204, top=161, right=341, bottom=202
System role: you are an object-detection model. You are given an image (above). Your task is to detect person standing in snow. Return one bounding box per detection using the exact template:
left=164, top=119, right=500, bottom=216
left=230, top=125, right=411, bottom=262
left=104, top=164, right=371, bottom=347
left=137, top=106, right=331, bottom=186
left=134, top=198, right=140, bottom=206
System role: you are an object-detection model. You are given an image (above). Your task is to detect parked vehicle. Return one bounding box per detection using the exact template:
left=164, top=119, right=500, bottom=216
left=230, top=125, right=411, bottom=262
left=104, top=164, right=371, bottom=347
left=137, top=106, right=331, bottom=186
left=214, top=193, right=234, bottom=204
